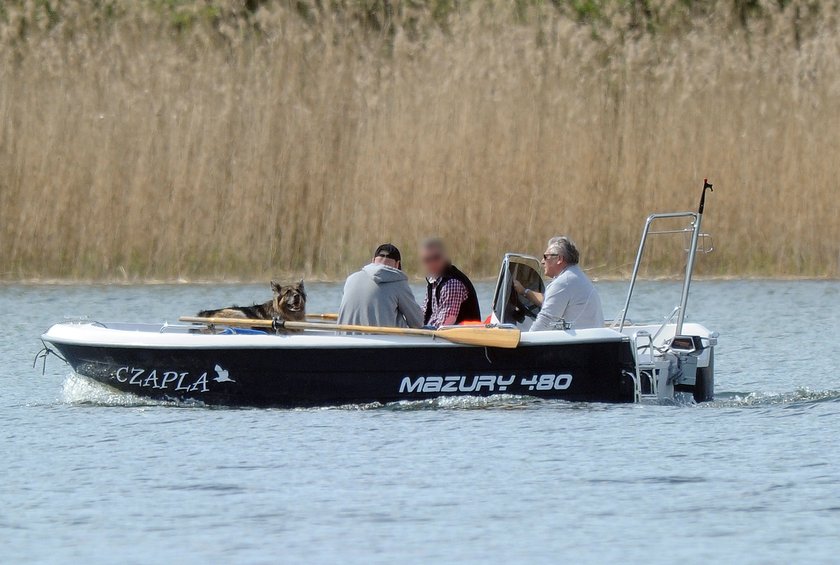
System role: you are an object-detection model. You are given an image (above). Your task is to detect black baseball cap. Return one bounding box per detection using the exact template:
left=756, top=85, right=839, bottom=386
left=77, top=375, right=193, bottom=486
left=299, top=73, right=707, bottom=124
left=374, top=243, right=401, bottom=262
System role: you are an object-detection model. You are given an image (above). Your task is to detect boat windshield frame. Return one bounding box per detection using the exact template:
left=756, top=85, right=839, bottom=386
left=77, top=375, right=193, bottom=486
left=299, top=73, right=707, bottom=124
left=490, top=253, right=546, bottom=329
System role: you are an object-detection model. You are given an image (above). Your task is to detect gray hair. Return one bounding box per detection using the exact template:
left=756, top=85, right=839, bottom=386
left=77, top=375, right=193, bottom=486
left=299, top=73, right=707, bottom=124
left=420, top=237, right=446, bottom=254
left=546, top=236, right=580, bottom=265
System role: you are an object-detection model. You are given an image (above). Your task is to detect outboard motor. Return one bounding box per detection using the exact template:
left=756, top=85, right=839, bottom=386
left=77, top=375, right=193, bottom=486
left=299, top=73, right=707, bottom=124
left=669, top=335, right=714, bottom=402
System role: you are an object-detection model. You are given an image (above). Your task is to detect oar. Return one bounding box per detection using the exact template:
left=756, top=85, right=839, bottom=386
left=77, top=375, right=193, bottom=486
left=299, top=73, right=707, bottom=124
left=179, top=316, right=521, bottom=349
left=306, top=313, right=338, bottom=321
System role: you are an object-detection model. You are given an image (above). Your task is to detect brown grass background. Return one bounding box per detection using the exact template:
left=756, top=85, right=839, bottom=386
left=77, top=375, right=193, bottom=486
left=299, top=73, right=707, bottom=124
left=0, top=1, right=838, bottom=281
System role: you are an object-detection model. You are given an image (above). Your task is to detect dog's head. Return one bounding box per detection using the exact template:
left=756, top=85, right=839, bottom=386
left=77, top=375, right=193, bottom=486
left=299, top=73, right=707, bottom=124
left=271, top=280, right=306, bottom=315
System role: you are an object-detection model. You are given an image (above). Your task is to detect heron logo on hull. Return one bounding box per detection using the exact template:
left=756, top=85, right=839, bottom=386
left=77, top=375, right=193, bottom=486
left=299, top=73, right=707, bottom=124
left=399, top=373, right=572, bottom=394
left=111, top=364, right=233, bottom=393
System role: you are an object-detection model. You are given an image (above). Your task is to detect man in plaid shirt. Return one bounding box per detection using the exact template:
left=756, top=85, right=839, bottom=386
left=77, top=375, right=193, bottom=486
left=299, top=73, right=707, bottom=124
left=420, top=238, right=481, bottom=328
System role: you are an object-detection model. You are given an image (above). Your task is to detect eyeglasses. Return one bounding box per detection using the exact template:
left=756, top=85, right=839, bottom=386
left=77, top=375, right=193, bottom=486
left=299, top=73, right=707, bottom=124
left=422, top=254, right=443, bottom=263
left=543, top=253, right=559, bottom=261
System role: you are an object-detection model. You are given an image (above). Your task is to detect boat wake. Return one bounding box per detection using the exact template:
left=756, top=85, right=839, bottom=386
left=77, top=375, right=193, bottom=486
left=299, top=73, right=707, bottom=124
left=61, top=373, right=205, bottom=408
left=383, top=394, right=546, bottom=411
left=708, top=388, right=840, bottom=408
left=61, top=373, right=840, bottom=411
left=60, top=373, right=551, bottom=411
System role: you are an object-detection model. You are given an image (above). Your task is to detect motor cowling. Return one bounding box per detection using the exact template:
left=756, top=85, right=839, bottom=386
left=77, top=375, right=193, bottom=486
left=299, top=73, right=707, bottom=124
left=669, top=335, right=714, bottom=402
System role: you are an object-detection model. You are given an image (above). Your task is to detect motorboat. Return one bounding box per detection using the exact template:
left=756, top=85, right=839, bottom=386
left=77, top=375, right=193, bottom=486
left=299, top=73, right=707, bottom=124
left=40, top=183, right=719, bottom=407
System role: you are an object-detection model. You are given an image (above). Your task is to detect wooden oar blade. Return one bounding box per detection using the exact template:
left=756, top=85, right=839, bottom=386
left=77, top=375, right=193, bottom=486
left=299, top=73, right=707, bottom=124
left=435, top=326, right=521, bottom=349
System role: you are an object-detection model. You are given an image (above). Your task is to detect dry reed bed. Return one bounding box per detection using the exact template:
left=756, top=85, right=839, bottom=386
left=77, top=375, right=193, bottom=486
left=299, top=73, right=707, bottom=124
left=0, top=1, right=838, bottom=280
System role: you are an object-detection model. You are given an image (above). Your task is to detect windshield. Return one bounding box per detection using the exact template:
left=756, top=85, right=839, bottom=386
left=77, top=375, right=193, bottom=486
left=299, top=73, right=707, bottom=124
left=491, top=254, right=545, bottom=329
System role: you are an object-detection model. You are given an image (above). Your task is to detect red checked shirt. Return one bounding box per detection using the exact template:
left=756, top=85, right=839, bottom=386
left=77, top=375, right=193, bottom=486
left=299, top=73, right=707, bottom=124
left=424, top=278, right=469, bottom=328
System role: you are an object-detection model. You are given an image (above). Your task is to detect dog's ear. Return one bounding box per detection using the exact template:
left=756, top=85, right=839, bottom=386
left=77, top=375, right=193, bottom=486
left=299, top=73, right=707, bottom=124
left=271, top=280, right=283, bottom=294
left=297, top=279, right=305, bottom=291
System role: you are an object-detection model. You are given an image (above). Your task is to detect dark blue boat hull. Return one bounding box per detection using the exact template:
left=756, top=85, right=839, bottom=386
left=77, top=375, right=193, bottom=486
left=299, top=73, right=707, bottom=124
left=52, top=340, right=637, bottom=407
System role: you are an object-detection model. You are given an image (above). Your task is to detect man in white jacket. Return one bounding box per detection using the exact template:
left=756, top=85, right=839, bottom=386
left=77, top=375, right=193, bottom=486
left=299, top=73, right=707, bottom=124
left=513, top=236, right=603, bottom=330
left=338, top=243, right=424, bottom=329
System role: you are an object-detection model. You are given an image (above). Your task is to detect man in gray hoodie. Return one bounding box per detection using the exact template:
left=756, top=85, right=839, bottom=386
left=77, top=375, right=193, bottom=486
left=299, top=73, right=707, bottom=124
left=338, top=243, right=424, bottom=328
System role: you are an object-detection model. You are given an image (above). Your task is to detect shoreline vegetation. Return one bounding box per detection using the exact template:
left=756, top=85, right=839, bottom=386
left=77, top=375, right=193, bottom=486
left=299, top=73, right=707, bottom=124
left=1, top=1, right=839, bottom=281
left=1, top=275, right=837, bottom=288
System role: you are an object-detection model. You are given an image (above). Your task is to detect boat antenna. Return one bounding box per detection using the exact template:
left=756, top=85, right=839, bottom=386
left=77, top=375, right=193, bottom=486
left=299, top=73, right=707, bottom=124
left=699, top=178, right=713, bottom=214
left=675, top=178, right=713, bottom=334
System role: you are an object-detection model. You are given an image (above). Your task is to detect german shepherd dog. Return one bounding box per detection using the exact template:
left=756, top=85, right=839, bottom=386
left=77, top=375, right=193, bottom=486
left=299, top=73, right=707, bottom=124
left=197, top=280, right=306, bottom=333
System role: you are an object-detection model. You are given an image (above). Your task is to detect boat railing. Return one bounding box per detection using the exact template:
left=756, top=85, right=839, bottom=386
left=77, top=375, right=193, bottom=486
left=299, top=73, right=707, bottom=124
left=650, top=306, right=681, bottom=344
left=160, top=322, right=197, bottom=333
left=616, top=180, right=714, bottom=335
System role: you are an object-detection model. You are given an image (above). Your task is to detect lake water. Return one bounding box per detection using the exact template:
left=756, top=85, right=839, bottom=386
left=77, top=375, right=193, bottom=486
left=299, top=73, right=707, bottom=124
left=2, top=280, right=839, bottom=563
